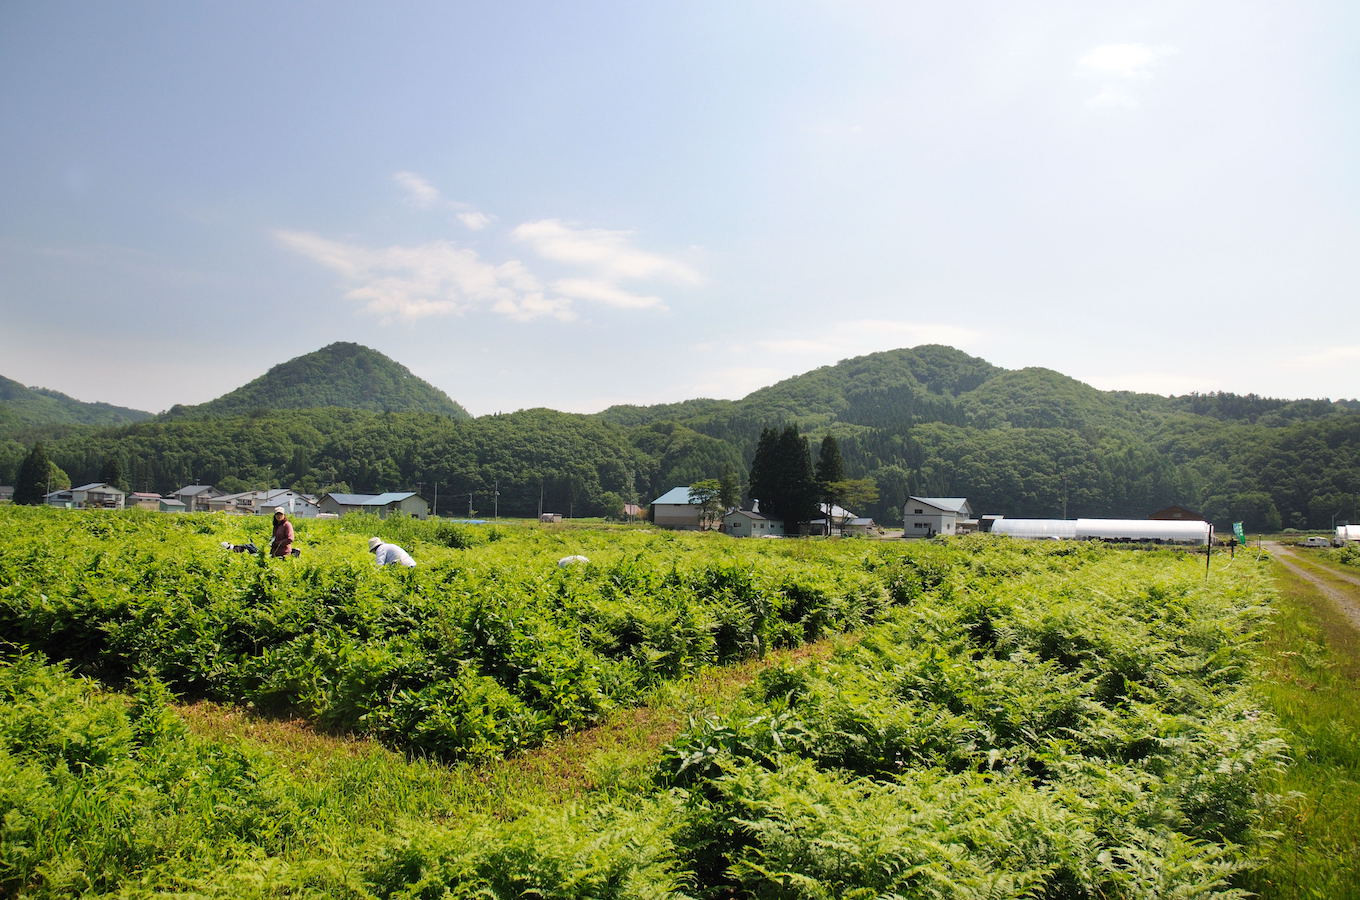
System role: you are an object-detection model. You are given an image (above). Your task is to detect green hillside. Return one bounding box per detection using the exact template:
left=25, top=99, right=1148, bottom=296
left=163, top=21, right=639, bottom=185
left=162, top=342, right=470, bottom=420
left=0, top=376, right=153, bottom=432
left=4, top=343, right=1356, bottom=532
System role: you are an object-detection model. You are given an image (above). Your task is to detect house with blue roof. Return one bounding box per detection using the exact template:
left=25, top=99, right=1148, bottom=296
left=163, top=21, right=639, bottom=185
left=318, top=491, right=429, bottom=520
left=649, top=486, right=704, bottom=530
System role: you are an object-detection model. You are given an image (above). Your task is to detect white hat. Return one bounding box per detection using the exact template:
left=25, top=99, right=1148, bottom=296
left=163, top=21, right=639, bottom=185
left=368, top=537, right=382, bottom=550
left=274, top=506, right=286, bottom=515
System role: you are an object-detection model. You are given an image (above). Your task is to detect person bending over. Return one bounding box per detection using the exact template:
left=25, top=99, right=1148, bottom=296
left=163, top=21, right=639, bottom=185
left=368, top=536, right=415, bottom=567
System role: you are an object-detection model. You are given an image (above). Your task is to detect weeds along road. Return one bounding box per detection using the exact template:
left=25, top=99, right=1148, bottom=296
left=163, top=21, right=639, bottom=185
left=1266, top=542, right=1360, bottom=634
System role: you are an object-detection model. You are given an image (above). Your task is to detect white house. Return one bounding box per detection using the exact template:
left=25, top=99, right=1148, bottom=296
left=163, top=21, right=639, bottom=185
left=649, top=487, right=704, bottom=530
left=723, top=508, right=783, bottom=537
left=254, top=489, right=320, bottom=517
left=902, top=497, right=973, bottom=538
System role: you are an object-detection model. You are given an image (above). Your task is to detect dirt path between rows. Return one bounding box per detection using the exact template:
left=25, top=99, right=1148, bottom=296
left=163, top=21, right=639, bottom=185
left=1266, top=542, right=1360, bottom=634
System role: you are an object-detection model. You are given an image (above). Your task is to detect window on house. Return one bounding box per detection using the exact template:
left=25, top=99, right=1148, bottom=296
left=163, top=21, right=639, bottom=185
left=914, top=509, right=923, bottom=514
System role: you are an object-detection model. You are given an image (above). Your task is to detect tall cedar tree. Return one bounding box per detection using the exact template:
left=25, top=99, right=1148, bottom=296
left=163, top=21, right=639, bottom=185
left=748, top=425, right=820, bottom=529
left=14, top=443, right=50, bottom=505
left=815, top=435, right=844, bottom=509
left=100, top=456, right=128, bottom=493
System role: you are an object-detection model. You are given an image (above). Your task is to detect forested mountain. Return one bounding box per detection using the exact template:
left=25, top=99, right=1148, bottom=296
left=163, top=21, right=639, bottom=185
left=2, top=343, right=1356, bottom=531
left=0, top=376, right=152, bottom=433
left=161, top=342, right=470, bottom=420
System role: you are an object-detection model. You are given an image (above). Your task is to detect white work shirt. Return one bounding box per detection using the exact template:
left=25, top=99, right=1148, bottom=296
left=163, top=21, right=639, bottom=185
left=373, top=543, right=416, bottom=568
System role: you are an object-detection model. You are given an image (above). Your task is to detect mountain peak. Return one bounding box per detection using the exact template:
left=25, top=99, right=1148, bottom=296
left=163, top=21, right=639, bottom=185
left=164, top=343, right=470, bottom=419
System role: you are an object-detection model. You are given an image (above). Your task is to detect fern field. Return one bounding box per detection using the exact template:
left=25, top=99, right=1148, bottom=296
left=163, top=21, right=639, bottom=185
left=0, top=507, right=1291, bottom=897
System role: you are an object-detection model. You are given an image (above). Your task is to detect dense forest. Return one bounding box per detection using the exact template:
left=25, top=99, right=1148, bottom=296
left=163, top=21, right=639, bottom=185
left=2, top=344, right=1357, bottom=530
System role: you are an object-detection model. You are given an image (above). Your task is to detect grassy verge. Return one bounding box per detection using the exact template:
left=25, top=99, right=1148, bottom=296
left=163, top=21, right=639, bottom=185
left=1244, top=558, right=1360, bottom=898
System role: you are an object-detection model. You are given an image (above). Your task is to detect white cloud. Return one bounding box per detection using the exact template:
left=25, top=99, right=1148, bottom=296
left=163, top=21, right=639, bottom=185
left=393, top=171, right=441, bottom=208
left=553, top=277, right=665, bottom=310
left=273, top=230, right=574, bottom=323
left=393, top=170, right=493, bottom=231
left=1077, top=43, right=1175, bottom=80
left=279, top=185, right=695, bottom=324
left=1077, top=43, right=1176, bottom=109
left=457, top=211, right=493, bottom=231
left=512, top=219, right=703, bottom=285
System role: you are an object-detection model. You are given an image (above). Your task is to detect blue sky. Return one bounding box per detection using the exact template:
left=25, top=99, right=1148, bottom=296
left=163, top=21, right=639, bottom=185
left=2, top=1, right=1357, bottom=415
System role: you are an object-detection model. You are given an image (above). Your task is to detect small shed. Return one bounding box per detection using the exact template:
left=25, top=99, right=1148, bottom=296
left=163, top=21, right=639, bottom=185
left=158, top=498, right=187, bottom=513
left=539, top=513, right=563, bottom=523
left=127, top=492, right=162, bottom=510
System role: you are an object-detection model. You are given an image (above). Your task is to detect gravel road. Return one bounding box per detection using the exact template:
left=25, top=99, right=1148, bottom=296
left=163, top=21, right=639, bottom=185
left=1267, top=541, right=1360, bottom=633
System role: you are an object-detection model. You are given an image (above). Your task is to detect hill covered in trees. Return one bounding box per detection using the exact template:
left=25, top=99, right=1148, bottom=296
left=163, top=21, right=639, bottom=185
left=161, top=342, right=471, bottom=420
left=0, top=376, right=152, bottom=433
left=3, top=344, right=1356, bottom=531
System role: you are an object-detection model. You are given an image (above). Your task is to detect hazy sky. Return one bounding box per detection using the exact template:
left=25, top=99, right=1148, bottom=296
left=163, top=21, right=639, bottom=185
left=2, top=1, right=1356, bottom=415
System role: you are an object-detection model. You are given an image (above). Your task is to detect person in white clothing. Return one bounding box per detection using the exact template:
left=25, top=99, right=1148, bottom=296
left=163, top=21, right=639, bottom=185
left=368, top=536, right=416, bottom=568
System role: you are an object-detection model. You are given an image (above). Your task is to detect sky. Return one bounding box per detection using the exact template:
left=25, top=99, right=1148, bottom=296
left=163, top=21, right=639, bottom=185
left=2, top=0, right=1357, bottom=416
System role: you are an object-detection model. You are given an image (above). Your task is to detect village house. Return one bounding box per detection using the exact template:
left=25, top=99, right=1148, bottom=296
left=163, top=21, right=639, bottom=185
left=902, top=497, right=973, bottom=538
left=171, top=485, right=223, bottom=513
left=43, top=483, right=126, bottom=509
left=722, top=508, right=783, bottom=537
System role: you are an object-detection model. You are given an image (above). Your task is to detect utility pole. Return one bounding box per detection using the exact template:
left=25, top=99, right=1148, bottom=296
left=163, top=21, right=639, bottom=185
left=468, top=491, right=473, bottom=517
left=432, top=482, right=439, bottom=517
left=494, top=479, right=499, bottom=519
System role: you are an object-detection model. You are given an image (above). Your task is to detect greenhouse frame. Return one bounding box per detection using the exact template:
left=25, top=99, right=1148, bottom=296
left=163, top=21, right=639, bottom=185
left=989, top=517, right=1212, bottom=545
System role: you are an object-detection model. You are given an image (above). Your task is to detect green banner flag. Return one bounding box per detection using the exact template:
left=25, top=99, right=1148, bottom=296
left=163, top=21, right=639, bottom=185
left=1233, top=522, right=1246, bottom=545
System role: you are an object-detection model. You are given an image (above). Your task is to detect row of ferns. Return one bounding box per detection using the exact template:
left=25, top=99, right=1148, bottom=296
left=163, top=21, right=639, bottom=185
left=0, top=506, right=1286, bottom=897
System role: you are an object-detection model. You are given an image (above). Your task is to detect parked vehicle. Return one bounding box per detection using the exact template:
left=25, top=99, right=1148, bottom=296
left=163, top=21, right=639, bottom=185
left=1302, top=536, right=1332, bottom=547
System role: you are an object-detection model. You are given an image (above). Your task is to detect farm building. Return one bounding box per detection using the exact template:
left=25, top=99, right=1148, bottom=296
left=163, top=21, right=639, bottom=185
left=841, top=517, right=878, bottom=537
left=1337, top=524, right=1360, bottom=543
left=318, top=491, right=429, bottom=520
left=1149, top=505, right=1204, bottom=521
left=723, top=508, right=783, bottom=537
left=902, top=497, right=973, bottom=538
left=810, top=504, right=857, bottom=536
left=649, top=487, right=704, bottom=530
left=989, top=517, right=1212, bottom=545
